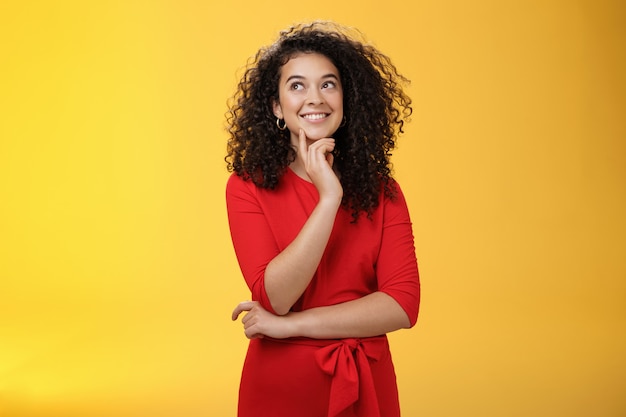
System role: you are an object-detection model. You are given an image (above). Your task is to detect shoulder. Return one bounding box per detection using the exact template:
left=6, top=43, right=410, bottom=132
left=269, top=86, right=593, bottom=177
left=226, top=171, right=248, bottom=189
left=226, top=168, right=294, bottom=190
left=226, top=169, right=294, bottom=199
left=379, top=177, right=412, bottom=219
left=226, top=171, right=247, bottom=191
left=381, top=177, right=406, bottom=204
left=226, top=172, right=257, bottom=201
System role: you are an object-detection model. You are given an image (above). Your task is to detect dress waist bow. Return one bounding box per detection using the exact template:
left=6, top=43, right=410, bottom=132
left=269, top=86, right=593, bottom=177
left=273, top=336, right=388, bottom=417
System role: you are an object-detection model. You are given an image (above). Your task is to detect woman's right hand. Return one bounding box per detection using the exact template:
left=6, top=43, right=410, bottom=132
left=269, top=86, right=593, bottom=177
left=297, top=128, right=343, bottom=204
left=232, top=301, right=298, bottom=339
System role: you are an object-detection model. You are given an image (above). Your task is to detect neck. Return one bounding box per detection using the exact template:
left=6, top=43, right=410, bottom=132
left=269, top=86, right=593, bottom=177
left=289, top=159, right=312, bottom=182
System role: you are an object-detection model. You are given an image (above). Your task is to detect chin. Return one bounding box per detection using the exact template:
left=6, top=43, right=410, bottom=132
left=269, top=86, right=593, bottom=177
left=302, top=127, right=340, bottom=140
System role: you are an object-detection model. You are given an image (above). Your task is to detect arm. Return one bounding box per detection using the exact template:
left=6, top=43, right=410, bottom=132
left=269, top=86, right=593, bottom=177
left=228, top=173, right=340, bottom=315
left=255, top=129, right=343, bottom=315
left=226, top=129, right=341, bottom=315
left=263, top=196, right=339, bottom=315
left=232, top=291, right=409, bottom=339
left=232, top=180, right=420, bottom=339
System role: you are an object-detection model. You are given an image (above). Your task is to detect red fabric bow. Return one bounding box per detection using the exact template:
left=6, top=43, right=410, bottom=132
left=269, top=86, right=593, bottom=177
left=314, top=337, right=387, bottom=417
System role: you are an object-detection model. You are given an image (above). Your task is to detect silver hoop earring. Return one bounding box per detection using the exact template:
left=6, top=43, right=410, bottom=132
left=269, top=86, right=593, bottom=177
left=276, top=118, right=287, bottom=131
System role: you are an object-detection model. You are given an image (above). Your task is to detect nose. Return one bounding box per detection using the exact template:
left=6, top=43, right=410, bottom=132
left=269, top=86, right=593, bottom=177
left=306, top=88, right=324, bottom=105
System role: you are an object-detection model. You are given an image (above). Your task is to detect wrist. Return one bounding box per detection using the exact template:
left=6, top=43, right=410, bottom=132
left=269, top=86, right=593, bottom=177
left=317, top=194, right=342, bottom=210
left=285, top=310, right=309, bottom=338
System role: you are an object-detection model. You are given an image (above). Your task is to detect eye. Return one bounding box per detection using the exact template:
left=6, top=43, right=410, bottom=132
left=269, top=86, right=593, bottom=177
left=321, top=81, right=336, bottom=89
left=289, top=82, right=304, bottom=90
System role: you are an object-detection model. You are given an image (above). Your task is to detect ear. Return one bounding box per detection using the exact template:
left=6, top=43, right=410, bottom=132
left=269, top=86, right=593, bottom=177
left=272, top=99, right=283, bottom=119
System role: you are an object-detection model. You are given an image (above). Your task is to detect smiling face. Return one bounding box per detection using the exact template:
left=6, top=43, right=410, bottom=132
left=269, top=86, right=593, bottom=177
left=272, top=53, right=343, bottom=146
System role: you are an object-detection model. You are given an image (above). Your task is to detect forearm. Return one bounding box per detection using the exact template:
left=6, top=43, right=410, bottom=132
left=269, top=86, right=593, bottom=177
left=265, top=197, right=340, bottom=315
left=288, top=292, right=411, bottom=339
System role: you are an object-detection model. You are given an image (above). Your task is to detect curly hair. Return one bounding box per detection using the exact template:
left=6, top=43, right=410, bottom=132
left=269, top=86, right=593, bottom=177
left=225, top=21, right=412, bottom=220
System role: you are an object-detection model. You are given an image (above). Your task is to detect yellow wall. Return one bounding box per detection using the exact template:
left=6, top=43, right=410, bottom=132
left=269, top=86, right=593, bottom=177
left=1, top=1, right=624, bottom=416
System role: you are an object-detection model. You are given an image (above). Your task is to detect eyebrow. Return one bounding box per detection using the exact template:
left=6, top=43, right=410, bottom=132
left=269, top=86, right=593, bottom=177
left=285, top=73, right=340, bottom=83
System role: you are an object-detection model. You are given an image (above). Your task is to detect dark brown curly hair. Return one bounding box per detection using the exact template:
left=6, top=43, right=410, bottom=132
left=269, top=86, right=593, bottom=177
left=225, top=21, right=412, bottom=219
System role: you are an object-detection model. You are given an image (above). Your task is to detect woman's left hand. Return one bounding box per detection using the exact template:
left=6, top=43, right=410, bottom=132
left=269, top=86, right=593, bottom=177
left=231, top=301, right=296, bottom=339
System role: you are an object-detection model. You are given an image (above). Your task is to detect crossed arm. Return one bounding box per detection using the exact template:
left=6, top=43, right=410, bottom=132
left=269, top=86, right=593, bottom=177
left=229, top=129, right=416, bottom=340
left=232, top=292, right=410, bottom=340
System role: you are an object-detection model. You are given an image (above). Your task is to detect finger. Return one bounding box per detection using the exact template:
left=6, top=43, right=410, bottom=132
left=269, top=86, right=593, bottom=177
left=311, top=142, right=335, bottom=167
left=244, top=322, right=265, bottom=339
left=231, top=300, right=255, bottom=321
left=246, top=330, right=265, bottom=340
left=308, top=139, right=335, bottom=156
left=298, top=128, right=308, bottom=159
left=241, top=310, right=255, bottom=325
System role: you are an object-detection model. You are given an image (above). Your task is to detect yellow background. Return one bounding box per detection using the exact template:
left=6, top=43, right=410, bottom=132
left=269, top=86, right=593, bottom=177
left=1, top=1, right=624, bottom=416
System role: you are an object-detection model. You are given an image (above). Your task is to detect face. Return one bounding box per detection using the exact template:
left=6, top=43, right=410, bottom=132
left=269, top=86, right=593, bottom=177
left=273, top=53, right=343, bottom=145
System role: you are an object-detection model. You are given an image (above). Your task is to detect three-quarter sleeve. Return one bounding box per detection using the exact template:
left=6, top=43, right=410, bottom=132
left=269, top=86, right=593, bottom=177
left=375, top=180, right=421, bottom=326
left=226, top=174, right=280, bottom=314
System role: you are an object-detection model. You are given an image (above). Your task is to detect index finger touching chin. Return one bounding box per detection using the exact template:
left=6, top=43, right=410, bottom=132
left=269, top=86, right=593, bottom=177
left=298, top=128, right=307, bottom=150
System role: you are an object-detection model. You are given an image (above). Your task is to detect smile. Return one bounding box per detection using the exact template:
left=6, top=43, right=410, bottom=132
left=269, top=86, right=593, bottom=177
left=301, top=113, right=329, bottom=120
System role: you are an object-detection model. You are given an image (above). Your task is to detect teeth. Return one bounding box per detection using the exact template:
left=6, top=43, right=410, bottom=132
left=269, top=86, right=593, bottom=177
left=302, top=113, right=327, bottom=120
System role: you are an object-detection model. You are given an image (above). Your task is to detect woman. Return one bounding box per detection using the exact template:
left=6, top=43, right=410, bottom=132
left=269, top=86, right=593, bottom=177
left=225, top=21, right=420, bottom=417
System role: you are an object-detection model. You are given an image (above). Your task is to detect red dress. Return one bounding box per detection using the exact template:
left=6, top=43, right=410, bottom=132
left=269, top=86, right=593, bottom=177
left=226, top=168, right=420, bottom=417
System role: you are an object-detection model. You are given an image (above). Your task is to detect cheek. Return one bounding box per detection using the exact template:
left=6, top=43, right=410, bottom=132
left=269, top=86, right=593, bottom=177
left=331, top=92, right=344, bottom=110
left=334, top=102, right=344, bottom=117
left=283, top=98, right=302, bottom=116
